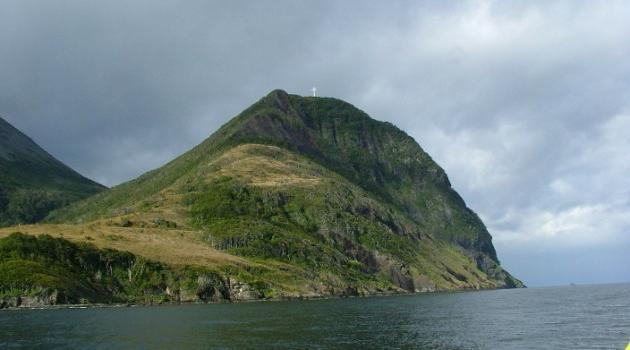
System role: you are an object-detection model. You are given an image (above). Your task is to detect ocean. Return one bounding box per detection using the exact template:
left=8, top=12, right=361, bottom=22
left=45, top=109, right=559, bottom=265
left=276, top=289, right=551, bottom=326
left=1, top=283, right=629, bottom=349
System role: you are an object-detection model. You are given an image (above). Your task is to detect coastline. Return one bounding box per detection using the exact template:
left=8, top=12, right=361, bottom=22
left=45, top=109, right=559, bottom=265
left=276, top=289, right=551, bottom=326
left=0, top=285, right=523, bottom=311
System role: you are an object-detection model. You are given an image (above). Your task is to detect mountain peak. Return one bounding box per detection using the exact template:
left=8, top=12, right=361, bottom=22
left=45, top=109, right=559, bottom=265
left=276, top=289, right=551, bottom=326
left=1, top=89, right=523, bottom=307
left=264, top=89, right=292, bottom=112
left=265, top=88, right=289, bottom=98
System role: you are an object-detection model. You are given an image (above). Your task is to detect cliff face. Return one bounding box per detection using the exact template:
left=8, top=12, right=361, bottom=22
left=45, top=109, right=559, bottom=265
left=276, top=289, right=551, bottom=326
left=0, top=117, right=105, bottom=226
left=24, top=89, right=522, bottom=304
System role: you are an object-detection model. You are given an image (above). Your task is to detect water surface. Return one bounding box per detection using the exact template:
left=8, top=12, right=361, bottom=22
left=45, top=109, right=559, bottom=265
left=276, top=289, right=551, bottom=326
left=2, top=283, right=629, bottom=349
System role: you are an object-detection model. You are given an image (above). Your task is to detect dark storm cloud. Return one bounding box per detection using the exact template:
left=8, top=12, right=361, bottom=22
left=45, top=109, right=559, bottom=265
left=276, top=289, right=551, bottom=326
left=1, top=0, right=629, bottom=286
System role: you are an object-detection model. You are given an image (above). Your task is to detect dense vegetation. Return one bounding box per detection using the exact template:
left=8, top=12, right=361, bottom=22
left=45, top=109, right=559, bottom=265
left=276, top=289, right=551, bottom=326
left=182, top=145, right=519, bottom=291
left=0, top=233, right=229, bottom=306
left=0, top=188, right=75, bottom=224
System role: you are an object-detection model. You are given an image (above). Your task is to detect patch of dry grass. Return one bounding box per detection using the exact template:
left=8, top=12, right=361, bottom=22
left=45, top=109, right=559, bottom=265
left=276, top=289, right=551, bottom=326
left=0, top=223, right=247, bottom=268
left=94, top=144, right=325, bottom=231
left=205, top=144, right=323, bottom=188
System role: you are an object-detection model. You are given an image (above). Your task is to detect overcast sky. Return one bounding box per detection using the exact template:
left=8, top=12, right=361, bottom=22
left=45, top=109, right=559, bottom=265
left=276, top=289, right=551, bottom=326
left=2, top=0, right=629, bottom=287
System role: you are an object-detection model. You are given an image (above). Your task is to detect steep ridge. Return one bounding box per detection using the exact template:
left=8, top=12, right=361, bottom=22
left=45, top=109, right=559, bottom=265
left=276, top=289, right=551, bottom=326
left=0, top=116, right=105, bottom=226
left=225, top=91, right=506, bottom=280
left=18, top=89, right=524, bottom=303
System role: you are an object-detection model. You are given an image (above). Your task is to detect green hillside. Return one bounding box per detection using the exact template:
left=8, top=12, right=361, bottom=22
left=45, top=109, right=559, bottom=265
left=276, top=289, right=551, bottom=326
left=41, top=89, right=521, bottom=301
left=0, top=233, right=230, bottom=307
left=0, top=117, right=105, bottom=226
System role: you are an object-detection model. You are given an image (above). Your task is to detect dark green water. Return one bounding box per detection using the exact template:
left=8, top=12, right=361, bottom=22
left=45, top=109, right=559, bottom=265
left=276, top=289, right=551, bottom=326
left=1, top=284, right=629, bottom=349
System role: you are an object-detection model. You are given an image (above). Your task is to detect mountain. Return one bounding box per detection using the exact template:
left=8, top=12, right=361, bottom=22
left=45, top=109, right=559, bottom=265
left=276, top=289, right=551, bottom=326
left=1, top=90, right=521, bottom=306
left=0, top=116, right=105, bottom=226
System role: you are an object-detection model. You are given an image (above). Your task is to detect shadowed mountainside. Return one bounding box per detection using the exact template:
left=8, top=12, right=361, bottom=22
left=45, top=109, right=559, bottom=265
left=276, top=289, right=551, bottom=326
left=0, top=117, right=105, bottom=227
